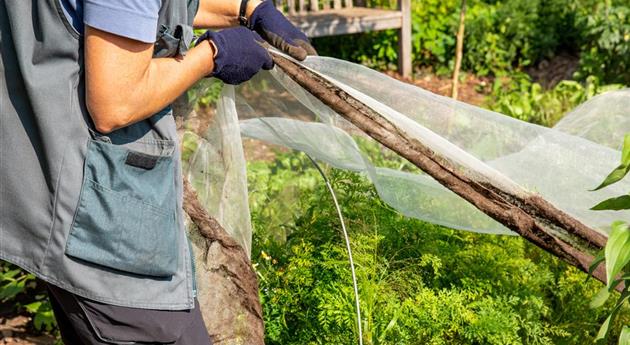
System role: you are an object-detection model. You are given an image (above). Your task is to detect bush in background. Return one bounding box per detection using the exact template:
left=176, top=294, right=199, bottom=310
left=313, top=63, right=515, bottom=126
left=314, top=0, right=630, bottom=85
left=486, top=73, right=624, bottom=126
left=575, top=2, right=630, bottom=85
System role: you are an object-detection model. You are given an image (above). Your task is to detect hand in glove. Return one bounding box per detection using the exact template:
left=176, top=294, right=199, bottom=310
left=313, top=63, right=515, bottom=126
left=247, top=0, right=317, bottom=61
left=197, top=27, right=274, bottom=85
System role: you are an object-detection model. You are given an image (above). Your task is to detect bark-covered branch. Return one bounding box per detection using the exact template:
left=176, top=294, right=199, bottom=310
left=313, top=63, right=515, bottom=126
left=271, top=53, right=610, bottom=286
left=182, top=178, right=264, bottom=345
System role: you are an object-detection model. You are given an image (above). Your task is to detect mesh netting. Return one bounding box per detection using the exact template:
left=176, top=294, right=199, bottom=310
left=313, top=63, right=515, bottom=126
left=185, top=56, right=630, bottom=252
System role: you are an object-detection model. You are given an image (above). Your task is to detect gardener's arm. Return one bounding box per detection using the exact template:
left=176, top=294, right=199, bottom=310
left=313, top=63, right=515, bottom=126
left=85, top=26, right=214, bottom=133
left=86, top=26, right=272, bottom=134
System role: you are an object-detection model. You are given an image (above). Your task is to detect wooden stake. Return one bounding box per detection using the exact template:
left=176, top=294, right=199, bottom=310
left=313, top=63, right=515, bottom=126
left=451, top=0, right=466, bottom=100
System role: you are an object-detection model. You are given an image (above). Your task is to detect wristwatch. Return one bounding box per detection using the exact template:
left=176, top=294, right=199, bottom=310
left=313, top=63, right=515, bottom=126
left=238, top=0, right=250, bottom=27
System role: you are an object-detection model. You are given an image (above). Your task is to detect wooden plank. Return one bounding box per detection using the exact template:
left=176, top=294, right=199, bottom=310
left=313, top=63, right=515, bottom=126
left=333, top=0, right=342, bottom=9
left=299, top=0, right=306, bottom=13
left=345, top=0, right=354, bottom=9
left=288, top=8, right=403, bottom=37
left=398, top=0, right=412, bottom=77
left=289, top=7, right=403, bottom=21
left=310, top=0, right=319, bottom=12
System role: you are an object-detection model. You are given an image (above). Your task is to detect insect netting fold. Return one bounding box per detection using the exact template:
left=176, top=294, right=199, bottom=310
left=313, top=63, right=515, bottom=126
left=184, top=56, right=630, bottom=253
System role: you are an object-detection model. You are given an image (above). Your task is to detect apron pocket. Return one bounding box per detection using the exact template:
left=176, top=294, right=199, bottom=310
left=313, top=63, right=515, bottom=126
left=66, top=139, right=179, bottom=277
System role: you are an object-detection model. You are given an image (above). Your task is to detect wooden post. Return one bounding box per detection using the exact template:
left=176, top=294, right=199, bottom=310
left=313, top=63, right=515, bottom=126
left=398, top=0, right=412, bottom=78
left=451, top=0, right=466, bottom=99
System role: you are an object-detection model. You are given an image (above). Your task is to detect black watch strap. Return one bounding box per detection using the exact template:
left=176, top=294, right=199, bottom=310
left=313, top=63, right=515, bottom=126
left=238, top=0, right=250, bottom=27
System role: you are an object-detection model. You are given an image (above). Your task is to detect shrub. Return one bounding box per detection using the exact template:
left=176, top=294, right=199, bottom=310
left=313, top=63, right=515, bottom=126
left=486, top=73, right=624, bottom=126
left=313, top=0, right=630, bottom=83
left=574, top=2, right=630, bottom=85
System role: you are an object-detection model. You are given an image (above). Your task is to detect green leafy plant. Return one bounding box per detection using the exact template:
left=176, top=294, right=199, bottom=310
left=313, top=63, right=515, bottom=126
left=23, top=298, right=57, bottom=332
left=1, top=262, right=57, bottom=334
left=187, top=78, right=223, bottom=107
left=251, top=150, right=627, bottom=344
left=0, top=264, right=35, bottom=302
left=589, top=134, right=630, bottom=344
left=487, top=73, right=623, bottom=126
left=575, top=2, right=630, bottom=85
left=313, top=0, right=629, bottom=86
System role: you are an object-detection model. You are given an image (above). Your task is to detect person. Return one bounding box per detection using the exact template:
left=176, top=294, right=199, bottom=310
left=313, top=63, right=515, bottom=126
left=0, top=0, right=315, bottom=343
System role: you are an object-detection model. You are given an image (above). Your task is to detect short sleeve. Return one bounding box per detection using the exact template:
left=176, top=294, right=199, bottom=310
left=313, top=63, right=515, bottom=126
left=83, top=0, right=162, bottom=43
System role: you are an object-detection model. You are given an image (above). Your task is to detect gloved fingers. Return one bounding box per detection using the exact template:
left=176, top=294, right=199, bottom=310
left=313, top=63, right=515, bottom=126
left=200, top=27, right=275, bottom=84
left=263, top=31, right=308, bottom=61
left=252, top=33, right=275, bottom=70
left=248, top=1, right=315, bottom=60
left=253, top=31, right=273, bottom=50
left=252, top=31, right=266, bottom=45
left=261, top=54, right=275, bottom=70
left=251, top=32, right=275, bottom=70
left=284, top=43, right=308, bottom=61
left=294, top=39, right=318, bottom=57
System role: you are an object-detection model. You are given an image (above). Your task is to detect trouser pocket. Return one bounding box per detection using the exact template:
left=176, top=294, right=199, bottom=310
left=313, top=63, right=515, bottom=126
left=66, top=138, right=179, bottom=277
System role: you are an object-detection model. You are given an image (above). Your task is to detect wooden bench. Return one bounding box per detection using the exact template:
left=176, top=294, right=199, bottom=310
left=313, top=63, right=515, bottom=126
left=276, top=0, right=412, bottom=77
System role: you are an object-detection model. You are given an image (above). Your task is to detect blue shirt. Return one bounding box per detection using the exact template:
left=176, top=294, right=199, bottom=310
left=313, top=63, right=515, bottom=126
left=60, top=0, right=162, bottom=43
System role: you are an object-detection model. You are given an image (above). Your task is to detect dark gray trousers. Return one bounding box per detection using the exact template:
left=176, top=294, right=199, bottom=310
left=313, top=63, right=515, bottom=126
left=46, top=284, right=212, bottom=345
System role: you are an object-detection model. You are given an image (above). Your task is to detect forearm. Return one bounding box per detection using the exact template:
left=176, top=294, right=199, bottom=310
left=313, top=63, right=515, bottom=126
left=86, top=27, right=215, bottom=133
left=193, top=0, right=261, bottom=28
left=114, top=42, right=215, bottom=127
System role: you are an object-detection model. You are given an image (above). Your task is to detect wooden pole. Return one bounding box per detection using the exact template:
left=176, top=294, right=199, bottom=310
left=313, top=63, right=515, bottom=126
left=451, top=0, right=466, bottom=100
left=398, top=0, right=412, bottom=78
left=271, top=53, right=611, bottom=286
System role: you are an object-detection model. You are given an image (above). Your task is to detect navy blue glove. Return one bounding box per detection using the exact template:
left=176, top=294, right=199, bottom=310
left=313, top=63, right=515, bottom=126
left=197, top=27, right=274, bottom=85
left=248, top=0, right=317, bottom=61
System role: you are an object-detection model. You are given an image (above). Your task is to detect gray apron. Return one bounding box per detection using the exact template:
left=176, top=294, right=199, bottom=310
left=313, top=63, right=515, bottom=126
left=0, top=0, right=199, bottom=310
